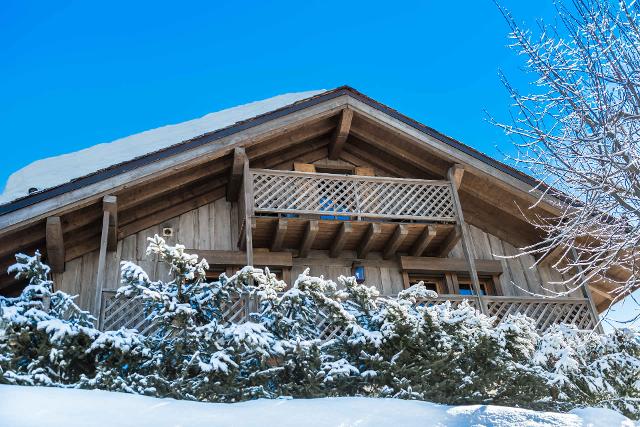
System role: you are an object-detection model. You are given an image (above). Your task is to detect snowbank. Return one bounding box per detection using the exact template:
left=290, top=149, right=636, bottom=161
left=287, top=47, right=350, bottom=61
left=0, top=90, right=324, bottom=204
left=0, top=385, right=635, bottom=427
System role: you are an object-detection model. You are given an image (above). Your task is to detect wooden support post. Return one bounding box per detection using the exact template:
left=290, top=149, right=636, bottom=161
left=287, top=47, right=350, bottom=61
left=299, top=220, right=319, bottom=258
left=329, top=108, right=353, bottom=160
left=448, top=165, right=486, bottom=314
left=45, top=216, right=65, bottom=273
left=384, top=224, right=409, bottom=259
left=410, top=225, right=436, bottom=257
left=227, top=147, right=247, bottom=202
left=103, top=196, right=118, bottom=251
left=330, top=222, right=352, bottom=258
left=357, top=223, right=381, bottom=259
left=243, top=158, right=254, bottom=266
left=571, top=247, right=604, bottom=333
left=270, top=218, right=288, bottom=252
left=95, top=213, right=110, bottom=326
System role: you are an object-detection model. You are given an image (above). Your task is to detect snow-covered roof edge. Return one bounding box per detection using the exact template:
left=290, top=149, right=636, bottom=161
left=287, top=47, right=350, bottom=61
left=0, top=90, right=326, bottom=204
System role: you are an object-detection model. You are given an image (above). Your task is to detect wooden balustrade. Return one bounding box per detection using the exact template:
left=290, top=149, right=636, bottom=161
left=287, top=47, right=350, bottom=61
left=99, top=290, right=597, bottom=334
left=250, top=169, right=457, bottom=222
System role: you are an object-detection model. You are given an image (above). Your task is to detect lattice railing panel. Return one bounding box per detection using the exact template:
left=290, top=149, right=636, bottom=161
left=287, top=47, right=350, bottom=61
left=100, top=291, right=595, bottom=336
left=251, top=170, right=456, bottom=221
left=485, top=298, right=596, bottom=331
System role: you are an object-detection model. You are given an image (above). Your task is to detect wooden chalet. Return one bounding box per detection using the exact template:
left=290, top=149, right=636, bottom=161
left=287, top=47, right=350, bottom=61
left=0, top=86, right=626, bottom=332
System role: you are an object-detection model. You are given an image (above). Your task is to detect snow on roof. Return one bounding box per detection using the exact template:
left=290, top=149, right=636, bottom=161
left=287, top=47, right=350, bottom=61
left=0, top=90, right=325, bottom=204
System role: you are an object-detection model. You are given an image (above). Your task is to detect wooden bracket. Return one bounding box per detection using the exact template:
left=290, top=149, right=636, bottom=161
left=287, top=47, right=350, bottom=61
left=410, top=225, right=436, bottom=256
left=299, top=220, right=319, bottom=258
left=329, top=108, right=353, bottom=160
left=270, top=218, right=288, bottom=252
left=227, top=147, right=247, bottom=202
left=357, top=223, right=381, bottom=259
left=46, top=216, right=65, bottom=273
left=384, top=224, right=409, bottom=259
left=330, top=222, right=353, bottom=258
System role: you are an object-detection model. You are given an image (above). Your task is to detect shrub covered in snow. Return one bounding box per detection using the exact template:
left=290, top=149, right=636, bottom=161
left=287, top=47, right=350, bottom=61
left=1, top=236, right=639, bottom=419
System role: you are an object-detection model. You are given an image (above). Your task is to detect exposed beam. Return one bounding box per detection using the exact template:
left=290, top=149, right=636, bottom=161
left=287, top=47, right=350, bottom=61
left=448, top=165, right=484, bottom=313
left=410, top=225, right=436, bottom=257
left=329, top=108, right=354, bottom=160
left=103, top=196, right=118, bottom=251
left=45, top=217, right=65, bottom=273
left=401, top=256, right=503, bottom=275
left=438, top=225, right=462, bottom=256
left=538, top=244, right=567, bottom=266
left=357, top=223, right=382, bottom=259
left=188, top=250, right=292, bottom=267
left=227, top=147, right=247, bottom=202
left=330, top=222, right=353, bottom=258
left=384, top=224, right=409, bottom=259
left=270, top=218, right=288, bottom=252
left=450, top=164, right=465, bottom=189
left=589, top=285, right=615, bottom=301
left=299, top=220, right=319, bottom=258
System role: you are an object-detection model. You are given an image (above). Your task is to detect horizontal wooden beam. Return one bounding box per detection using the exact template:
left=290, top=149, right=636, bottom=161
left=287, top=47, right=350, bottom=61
left=330, top=222, right=353, bottom=258
left=45, top=216, right=65, bottom=273
left=187, top=249, right=293, bottom=267
left=329, top=108, right=353, bottom=160
left=400, top=256, right=503, bottom=276
left=383, top=224, right=409, bottom=259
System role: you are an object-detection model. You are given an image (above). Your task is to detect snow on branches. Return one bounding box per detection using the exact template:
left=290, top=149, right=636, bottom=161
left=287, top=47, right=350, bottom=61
left=494, top=0, right=640, bottom=318
left=1, top=240, right=639, bottom=418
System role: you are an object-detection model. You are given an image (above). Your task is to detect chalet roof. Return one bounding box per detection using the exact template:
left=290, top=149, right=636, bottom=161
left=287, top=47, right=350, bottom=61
left=0, top=86, right=544, bottom=216
left=0, top=90, right=325, bottom=204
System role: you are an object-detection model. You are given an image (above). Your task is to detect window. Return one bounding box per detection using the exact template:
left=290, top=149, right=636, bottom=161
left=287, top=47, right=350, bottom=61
left=405, top=274, right=447, bottom=294
left=456, top=277, right=496, bottom=296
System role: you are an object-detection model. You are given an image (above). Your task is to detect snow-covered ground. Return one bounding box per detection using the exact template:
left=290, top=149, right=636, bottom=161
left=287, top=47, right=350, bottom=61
left=0, top=385, right=635, bottom=427
left=0, top=90, right=323, bottom=204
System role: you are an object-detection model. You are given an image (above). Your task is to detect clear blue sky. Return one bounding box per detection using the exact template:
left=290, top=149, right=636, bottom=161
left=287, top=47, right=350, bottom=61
left=1, top=0, right=636, bottom=328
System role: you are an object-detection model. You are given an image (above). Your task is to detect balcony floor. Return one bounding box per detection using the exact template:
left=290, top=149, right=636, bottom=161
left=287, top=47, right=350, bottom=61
left=251, top=216, right=456, bottom=257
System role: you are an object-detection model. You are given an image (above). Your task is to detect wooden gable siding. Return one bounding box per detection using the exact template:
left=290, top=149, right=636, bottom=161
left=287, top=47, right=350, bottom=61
left=51, top=192, right=577, bottom=317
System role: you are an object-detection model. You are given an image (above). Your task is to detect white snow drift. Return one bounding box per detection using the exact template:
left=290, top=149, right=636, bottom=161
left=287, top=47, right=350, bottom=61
left=0, top=385, right=635, bottom=427
left=0, top=90, right=324, bottom=204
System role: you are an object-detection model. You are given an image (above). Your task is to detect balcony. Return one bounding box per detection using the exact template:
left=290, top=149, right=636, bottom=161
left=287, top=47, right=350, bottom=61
left=239, top=169, right=461, bottom=257
left=99, top=290, right=598, bottom=334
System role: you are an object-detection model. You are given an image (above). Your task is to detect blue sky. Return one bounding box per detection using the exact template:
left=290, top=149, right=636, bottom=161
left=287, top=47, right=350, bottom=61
left=1, top=0, right=637, bottom=327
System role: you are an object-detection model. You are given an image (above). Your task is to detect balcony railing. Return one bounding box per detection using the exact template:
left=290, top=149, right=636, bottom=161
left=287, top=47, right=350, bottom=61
left=99, top=290, right=597, bottom=334
left=250, top=169, right=457, bottom=222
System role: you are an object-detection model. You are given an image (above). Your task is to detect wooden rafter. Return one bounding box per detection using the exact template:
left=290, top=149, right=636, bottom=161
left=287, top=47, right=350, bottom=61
left=299, top=220, right=319, bottom=258
left=270, top=218, right=288, bottom=252
left=330, top=222, right=353, bottom=258
left=45, top=217, right=65, bottom=273
left=357, top=223, right=381, bottom=259
left=384, top=224, right=409, bottom=259
left=411, top=225, right=436, bottom=257
left=329, top=108, right=353, bottom=160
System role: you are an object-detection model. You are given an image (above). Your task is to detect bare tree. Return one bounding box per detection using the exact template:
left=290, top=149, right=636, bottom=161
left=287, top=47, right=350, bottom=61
left=494, top=0, right=640, bottom=323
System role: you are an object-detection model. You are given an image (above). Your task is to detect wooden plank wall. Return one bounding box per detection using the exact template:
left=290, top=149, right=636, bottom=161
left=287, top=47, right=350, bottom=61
left=51, top=198, right=579, bottom=316
left=52, top=199, right=239, bottom=316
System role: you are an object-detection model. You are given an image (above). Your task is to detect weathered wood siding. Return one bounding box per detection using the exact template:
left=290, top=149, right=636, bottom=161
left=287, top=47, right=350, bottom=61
left=53, top=199, right=239, bottom=315
left=52, top=198, right=579, bottom=316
